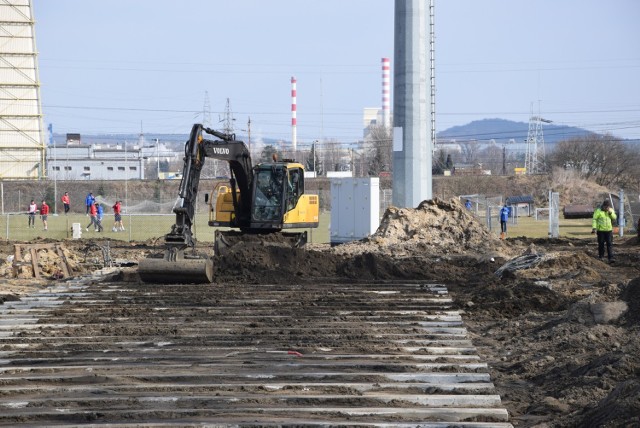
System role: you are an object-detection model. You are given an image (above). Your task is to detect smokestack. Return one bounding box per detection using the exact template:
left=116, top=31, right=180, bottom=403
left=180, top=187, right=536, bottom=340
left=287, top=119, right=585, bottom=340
left=382, top=57, right=391, bottom=129
left=291, top=76, right=297, bottom=151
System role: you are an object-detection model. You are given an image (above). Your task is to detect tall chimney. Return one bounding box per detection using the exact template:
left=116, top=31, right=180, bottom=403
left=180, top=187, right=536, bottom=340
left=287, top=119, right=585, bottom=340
left=381, top=57, right=391, bottom=129
left=291, top=76, right=297, bottom=151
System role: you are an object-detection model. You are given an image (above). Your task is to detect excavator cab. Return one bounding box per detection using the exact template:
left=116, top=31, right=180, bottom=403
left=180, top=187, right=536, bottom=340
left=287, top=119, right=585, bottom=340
left=252, top=167, right=284, bottom=223
left=210, top=162, right=314, bottom=230
left=212, top=162, right=318, bottom=256
left=251, top=164, right=305, bottom=225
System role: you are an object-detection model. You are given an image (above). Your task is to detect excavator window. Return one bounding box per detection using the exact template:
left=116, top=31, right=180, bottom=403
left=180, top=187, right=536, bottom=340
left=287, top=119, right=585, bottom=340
left=252, top=169, right=283, bottom=222
left=286, top=168, right=303, bottom=211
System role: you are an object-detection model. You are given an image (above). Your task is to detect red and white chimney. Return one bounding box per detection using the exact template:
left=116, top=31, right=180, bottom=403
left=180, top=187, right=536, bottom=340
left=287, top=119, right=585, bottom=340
left=291, top=76, right=297, bottom=151
left=381, top=57, right=391, bottom=129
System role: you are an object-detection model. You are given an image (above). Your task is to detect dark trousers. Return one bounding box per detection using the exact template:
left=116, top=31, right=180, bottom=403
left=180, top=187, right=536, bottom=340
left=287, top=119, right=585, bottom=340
left=500, top=221, right=507, bottom=233
left=64, top=203, right=70, bottom=214
left=87, top=215, right=98, bottom=230
left=596, top=230, right=613, bottom=260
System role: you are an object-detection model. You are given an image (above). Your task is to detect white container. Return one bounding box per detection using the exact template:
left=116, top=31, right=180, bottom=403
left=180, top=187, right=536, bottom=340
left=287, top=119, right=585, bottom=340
left=330, top=178, right=380, bottom=245
left=72, top=223, right=82, bottom=239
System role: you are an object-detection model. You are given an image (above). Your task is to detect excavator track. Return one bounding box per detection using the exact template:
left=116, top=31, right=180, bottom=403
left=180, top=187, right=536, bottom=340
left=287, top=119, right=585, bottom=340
left=0, top=276, right=512, bottom=426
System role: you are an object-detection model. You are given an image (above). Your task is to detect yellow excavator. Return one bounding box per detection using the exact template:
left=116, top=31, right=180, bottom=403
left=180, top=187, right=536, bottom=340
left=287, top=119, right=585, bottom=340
left=138, top=124, right=319, bottom=283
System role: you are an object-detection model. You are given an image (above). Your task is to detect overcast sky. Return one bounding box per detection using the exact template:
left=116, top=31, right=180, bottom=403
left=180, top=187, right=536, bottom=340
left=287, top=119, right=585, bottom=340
left=34, top=1, right=640, bottom=145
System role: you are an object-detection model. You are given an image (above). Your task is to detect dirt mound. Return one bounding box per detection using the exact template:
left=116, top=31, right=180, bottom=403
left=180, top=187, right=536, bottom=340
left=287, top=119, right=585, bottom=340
left=0, top=243, right=85, bottom=280
left=512, top=250, right=606, bottom=284
left=213, top=245, right=342, bottom=284
left=213, top=245, right=456, bottom=284
left=621, top=277, right=640, bottom=325
left=212, top=198, right=514, bottom=285
left=577, top=380, right=640, bottom=427
left=333, top=197, right=512, bottom=258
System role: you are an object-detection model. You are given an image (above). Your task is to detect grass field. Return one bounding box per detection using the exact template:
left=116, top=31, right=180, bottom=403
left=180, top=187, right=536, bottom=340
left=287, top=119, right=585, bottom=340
left=1, top=211, right=632, bottom=244
left=0, top=212, right=332, bottom=244
left=489, top=216, right=593, bottom=239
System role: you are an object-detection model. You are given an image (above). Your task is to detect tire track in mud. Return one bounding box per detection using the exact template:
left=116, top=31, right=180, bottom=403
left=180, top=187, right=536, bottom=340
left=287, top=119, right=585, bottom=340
left=0, top=275, right=513, bottom=427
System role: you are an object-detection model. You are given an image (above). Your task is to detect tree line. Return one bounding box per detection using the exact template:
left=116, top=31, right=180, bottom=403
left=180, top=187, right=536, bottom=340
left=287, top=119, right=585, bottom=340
left=149, top=130, right=640, bottom=193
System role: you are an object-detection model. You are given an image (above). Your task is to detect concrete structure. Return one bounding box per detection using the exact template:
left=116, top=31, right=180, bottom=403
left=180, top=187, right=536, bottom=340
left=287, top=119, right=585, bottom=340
left=0, top=0, right=46, bottom=179
left=362, top=107, right=382, bottom=139
left=47, top=144, right=146, bottom=181
left=392, top=0, right=432, bottom=208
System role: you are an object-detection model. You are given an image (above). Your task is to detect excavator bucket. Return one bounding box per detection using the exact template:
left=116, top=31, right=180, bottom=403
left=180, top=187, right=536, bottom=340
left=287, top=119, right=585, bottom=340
left=214, top=230, right=307, bottom=257
left=138, top=253, right=213, bottom=284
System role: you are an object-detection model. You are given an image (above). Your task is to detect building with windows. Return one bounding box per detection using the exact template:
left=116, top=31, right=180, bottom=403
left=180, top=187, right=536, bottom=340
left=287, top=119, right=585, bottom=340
left=47, top=144, right=146, bottom=180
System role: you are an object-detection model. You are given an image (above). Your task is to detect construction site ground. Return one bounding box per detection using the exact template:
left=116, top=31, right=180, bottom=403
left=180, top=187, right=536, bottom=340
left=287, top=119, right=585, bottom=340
left=0, top=198, right=639, bottom=427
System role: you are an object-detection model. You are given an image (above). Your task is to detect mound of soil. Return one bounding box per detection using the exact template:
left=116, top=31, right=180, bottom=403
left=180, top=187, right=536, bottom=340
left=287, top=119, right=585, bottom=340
left=333, top=198, right=512, bottom=259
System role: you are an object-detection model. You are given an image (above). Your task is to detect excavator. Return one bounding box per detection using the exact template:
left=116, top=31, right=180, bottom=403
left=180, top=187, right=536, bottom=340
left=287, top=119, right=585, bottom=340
left=138, top=123, right=319, bottom=284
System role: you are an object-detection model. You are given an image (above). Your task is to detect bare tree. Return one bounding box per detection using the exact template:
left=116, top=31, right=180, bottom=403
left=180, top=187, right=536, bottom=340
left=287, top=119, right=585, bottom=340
left=260, top=144, right=281, bottom=163
left=305, top=142, right=323, bottom=175
left=367, top=125, right=392, bottom=176
left=549, top=134, right=640, bottom=188
left=323, top=138, right=347, bottom=172
left=478, top=144, right=503, bottom=175
left=432, top=149, right=446, bottom=175
left=459, top=140, right=479, bottom=164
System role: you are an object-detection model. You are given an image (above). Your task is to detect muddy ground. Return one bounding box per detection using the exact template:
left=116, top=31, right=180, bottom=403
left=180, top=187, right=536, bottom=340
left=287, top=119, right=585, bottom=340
left=0, top=197, right=639, bottom=427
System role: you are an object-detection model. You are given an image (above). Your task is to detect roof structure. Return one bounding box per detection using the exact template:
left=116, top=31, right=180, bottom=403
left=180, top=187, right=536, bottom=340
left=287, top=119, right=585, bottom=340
left=506, top=195, right=535, bottom=205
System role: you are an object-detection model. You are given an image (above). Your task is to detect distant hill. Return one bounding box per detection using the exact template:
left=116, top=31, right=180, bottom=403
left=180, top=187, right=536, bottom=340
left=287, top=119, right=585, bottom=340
left=53, top=118, right=635, bottom=149
left=436, top=118, right=596, bottom=145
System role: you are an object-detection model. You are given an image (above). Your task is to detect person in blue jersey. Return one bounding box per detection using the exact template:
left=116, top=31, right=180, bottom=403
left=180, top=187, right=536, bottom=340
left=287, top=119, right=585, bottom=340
left=499, top=204, right=510, bottom=240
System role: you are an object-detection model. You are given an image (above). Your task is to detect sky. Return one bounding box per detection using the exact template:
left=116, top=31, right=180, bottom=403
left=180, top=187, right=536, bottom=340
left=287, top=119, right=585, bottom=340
left=33, top=0, right=640, bottom=146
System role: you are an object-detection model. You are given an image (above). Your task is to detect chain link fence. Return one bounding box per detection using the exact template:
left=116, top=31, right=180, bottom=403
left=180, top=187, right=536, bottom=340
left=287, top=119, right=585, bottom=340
left=0, top=210, right=331, bottom=244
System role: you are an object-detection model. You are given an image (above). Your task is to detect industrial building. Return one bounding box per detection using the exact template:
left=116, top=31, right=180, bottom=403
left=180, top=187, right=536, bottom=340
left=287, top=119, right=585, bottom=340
left=46, top=144, right=146, bottom=181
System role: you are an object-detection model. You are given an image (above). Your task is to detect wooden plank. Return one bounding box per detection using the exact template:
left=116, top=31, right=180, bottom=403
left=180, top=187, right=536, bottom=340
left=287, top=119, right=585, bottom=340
left=55, top=245, right=70, bottom=278
left=29, top=248, right=40, bottom=279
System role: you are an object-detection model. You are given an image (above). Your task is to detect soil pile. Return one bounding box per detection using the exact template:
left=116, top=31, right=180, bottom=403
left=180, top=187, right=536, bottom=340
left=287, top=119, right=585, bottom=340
left=212, top=198, right=511, bottom=284
left=333, top=197, right=512, bottom=259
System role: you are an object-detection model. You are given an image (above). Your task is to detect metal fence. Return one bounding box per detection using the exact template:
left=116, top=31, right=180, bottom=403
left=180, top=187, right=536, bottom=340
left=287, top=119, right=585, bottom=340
left=0, top=210, right=330, bottom=244
left=1, top=212, right=195, bottom=242
left=458, top=194, right=525, bottom=235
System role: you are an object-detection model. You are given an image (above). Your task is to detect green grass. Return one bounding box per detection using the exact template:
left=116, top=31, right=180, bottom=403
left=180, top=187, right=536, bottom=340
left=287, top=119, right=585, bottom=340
left=3, top=211, right=627, bottom=243
left=0, top=211, right=333, bottom=244
left=500, top=216, right=593, bottom=239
